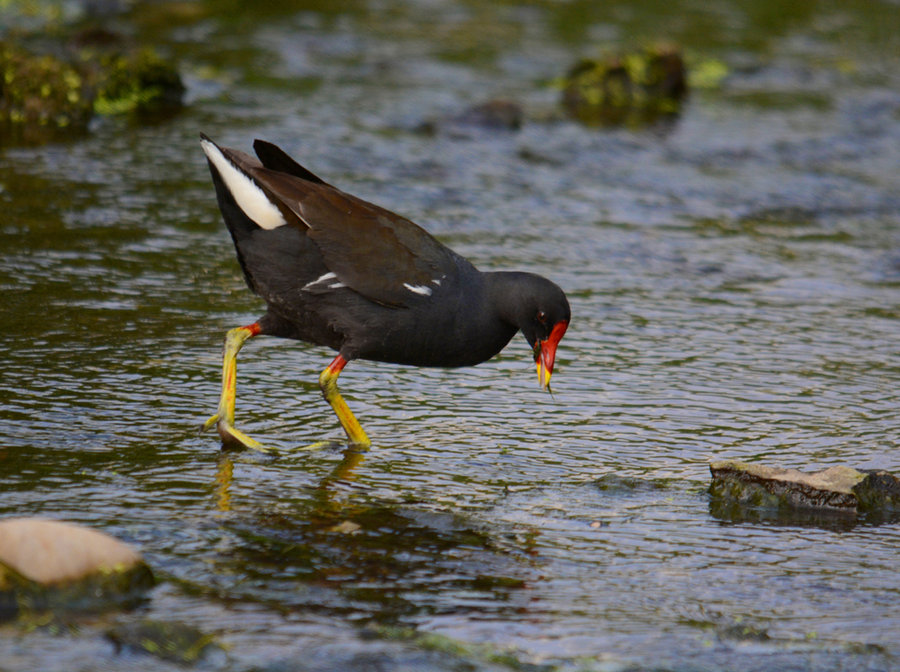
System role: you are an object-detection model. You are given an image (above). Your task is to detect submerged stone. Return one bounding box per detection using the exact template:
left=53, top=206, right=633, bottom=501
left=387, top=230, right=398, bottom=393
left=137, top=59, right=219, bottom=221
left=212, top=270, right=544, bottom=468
left=106, top=619, right=224, bottom=664
left=0, top=518, right=154, bottom=619
left=365, top=624, right=545, bottom=671
left=418, top=98, right=524, bottom=137
left=708, top=460, right=900, bottom=522
left=451, top=99, right=523, bottom=131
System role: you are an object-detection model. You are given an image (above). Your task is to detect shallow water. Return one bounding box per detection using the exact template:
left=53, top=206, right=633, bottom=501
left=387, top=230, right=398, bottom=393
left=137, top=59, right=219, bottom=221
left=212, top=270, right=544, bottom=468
left=2, top=1, right=900, bottom=670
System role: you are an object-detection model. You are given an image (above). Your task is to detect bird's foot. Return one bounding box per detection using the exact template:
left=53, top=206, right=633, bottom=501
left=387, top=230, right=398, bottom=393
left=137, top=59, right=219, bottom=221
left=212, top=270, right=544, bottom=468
left=200, top=414, right=275, bottom=454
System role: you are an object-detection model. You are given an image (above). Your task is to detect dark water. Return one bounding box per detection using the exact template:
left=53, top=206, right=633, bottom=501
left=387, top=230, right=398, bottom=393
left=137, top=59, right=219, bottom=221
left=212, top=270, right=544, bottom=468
left=2, top=1, right=900, bottom=670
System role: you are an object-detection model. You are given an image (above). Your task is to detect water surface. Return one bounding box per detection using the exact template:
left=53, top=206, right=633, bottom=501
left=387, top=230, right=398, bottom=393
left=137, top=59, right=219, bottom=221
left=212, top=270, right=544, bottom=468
left=1, top=1, right=899, bottom=670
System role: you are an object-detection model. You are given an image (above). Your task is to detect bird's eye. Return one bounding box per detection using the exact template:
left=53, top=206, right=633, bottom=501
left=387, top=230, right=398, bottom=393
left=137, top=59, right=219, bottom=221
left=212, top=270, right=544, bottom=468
left=536, top=310, right=547, bottom=324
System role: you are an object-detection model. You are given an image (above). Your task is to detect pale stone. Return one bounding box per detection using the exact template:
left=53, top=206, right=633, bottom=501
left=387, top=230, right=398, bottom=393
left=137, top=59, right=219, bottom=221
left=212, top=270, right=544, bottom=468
left=709, top=460, right=900, bottom=515
left=0, top=518, right=143, bottom=585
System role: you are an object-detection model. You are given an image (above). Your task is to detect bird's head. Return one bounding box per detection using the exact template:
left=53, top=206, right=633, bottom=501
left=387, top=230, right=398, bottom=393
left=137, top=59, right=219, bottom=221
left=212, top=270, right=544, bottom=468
left=501, top=274, right=570, bottom=391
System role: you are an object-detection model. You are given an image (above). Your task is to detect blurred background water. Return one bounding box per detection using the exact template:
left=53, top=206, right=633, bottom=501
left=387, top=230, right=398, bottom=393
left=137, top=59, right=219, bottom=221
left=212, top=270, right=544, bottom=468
left=1, top=1, right=899, bottom=670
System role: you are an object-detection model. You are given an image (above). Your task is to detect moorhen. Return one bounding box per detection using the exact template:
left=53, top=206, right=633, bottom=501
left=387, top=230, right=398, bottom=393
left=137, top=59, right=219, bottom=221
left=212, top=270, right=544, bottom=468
left=200, top=134, right=570, bottom=451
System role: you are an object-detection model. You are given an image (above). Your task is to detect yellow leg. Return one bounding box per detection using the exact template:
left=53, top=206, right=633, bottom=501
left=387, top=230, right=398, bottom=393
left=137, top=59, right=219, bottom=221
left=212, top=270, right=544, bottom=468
left=319, top=355, right=371, bottom=448
left=202, top=324, right=272, bottom=453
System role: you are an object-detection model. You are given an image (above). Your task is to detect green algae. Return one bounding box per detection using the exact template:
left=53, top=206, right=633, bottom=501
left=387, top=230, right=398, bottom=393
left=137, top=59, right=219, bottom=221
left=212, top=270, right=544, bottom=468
left=0, top=558, right=155, bottom=621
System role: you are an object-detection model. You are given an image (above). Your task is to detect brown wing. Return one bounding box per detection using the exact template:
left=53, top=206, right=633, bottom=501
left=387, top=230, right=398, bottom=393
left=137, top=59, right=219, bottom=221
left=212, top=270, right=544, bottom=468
left=247, top=166, right=462, bottom=308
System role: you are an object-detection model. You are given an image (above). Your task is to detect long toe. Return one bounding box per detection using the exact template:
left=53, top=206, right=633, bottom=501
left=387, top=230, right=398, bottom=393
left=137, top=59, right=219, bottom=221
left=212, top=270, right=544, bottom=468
left=293, top=438, right=355, bottom=452
left=200, top=413, right=220, bottom=434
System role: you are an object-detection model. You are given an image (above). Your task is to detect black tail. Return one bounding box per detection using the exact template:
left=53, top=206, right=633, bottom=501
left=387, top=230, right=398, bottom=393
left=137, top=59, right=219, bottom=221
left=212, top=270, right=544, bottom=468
left=253, top=139, right=330, bottom=186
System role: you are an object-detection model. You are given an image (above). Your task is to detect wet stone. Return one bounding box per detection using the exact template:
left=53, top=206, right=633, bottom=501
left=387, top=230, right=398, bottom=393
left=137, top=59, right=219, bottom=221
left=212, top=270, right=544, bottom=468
left=0, top=518, right=154, bottom=619
left=708, top=460, right=900, bottom=521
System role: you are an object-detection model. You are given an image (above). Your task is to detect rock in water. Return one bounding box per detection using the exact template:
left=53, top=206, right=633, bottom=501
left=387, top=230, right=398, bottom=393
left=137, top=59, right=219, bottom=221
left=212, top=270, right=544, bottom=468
left=709, top=460, right=900, bottom=522
left=0, top=518, right=154, bottom=618
left=560, top=46, right=687, bottom=127
left=106, top=620, right=223, bottom=663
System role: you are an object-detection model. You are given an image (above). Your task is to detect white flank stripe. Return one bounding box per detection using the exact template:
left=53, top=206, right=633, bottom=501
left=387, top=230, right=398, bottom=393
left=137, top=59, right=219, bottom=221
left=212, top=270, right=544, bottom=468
left=201, top=139, right=287, bottom=230
left=303, top=271, right=337, bottom=290
left=403, top=282, right=433, bottom=296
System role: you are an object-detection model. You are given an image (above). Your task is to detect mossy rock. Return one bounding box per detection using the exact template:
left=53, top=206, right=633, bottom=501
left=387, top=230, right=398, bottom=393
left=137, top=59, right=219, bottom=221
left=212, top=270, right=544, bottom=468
left=90, top=48, right=185, bottom=116
left=0, top=39, right=184, bottom=145
left=0, top=518, right=155, bottom=620
left=560, top=46, right=687, bottom=127
left=0, top=41, right=94, bottom=144
left=709, top=460, right=900, bottom=524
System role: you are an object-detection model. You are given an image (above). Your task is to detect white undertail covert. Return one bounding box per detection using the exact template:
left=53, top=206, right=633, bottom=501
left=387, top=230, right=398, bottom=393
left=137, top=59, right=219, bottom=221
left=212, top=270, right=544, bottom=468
left=201, top=139, right=287, bottom=231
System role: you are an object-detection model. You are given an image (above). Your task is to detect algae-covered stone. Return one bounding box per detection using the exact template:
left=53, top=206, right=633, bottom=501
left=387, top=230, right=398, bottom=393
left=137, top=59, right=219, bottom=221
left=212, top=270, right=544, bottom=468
left=0, top=518, right=154, bottom=619
left=0, top=38, right=185, bottom=145
left=560, top=46, right=687, bottom=127
left=106, top=619, right=224, bottom=663
left=709, top=460, right=900, bottom=521
left=0, top=41, right=94, bottom=144
left=91, top=48, right=185, bottom=116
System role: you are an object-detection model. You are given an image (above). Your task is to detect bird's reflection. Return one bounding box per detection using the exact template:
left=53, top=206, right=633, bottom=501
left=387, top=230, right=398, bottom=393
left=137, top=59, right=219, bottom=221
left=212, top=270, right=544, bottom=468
left=210, top=440, right=539, bottom=630
left=214, top=453, right=234, bottom=512
left=214, top=442, right=367, bottom=514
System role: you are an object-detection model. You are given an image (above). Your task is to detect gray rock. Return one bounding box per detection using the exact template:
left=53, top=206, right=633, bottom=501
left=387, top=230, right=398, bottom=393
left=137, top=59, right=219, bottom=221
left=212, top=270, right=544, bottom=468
left=709, top=460, right=900, bottom=519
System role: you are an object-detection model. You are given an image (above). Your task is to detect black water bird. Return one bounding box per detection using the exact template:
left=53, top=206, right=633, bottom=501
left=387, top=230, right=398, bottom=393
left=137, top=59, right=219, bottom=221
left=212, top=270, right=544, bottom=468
left=200, top=134, right=570, bottom=450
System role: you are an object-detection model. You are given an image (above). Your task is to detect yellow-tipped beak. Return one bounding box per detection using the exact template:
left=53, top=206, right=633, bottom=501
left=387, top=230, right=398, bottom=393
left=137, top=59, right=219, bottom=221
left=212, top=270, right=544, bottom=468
left=537, top=358, right=552, bottom=389
left=534, top=320, right=568, bottom=391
